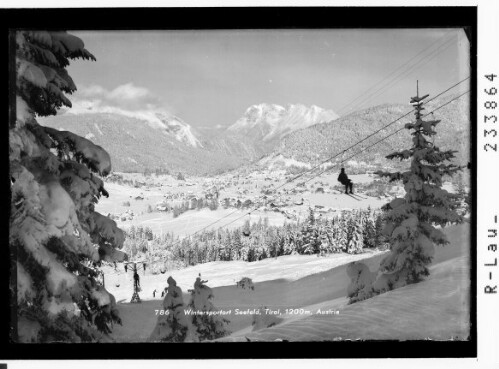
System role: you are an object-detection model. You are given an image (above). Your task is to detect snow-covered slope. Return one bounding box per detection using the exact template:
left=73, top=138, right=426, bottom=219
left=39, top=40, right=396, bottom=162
left=64, top=101, right=202, bottom=148
left=227, top=103, right=339, bottom=142
left=108, top=223, right=469, bottom=342
left=38, top=113, right=245, bottom=175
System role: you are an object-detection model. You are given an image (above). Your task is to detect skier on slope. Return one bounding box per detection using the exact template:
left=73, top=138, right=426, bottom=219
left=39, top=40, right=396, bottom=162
left=338, top=168, right=354, bottom=194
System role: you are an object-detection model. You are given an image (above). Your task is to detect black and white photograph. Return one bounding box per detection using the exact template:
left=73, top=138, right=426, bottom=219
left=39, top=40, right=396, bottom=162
left=3, top=3, right=495, bottom=366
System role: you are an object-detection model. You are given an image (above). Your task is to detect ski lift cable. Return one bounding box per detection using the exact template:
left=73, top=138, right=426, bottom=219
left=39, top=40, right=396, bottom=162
left=272, top=76, right=470, bottom=189
left=310, top=90, right=471, bottom=180
left=156, top=82, right=470, bottom=251
left=336, top=30, right=455, bottom=116
left=422, top=77, right=470, bottom=105
left=422, top=90, right=470, bottom=117
left=344, top=34, right=459, bottom=114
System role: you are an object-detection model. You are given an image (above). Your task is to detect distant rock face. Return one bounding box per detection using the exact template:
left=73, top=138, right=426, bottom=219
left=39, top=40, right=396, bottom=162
left=227, top=103, right=339, bottom=142
left=154, top=112, right=202, bottom=148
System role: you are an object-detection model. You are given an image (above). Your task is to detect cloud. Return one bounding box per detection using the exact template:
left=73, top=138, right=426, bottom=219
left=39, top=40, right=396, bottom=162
left=74, top=83, right=165, bottom=112
left=108, top=83, right=151, bottom=101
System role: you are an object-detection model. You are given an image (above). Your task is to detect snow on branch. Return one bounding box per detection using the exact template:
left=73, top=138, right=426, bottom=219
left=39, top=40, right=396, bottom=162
left=88, top=211, right=125, bottom=250
left=43, top=127, right=112, bottom=176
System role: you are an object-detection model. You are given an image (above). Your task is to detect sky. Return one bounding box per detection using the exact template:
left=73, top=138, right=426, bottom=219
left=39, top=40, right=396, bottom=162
left=68, top=29, right=470, bottom=128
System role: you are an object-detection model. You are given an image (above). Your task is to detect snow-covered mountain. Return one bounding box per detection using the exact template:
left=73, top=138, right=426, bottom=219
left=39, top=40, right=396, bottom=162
left=64, top=100, right=202, bottom=148
left=42, top=101, right=342, bottom=175
left=227, top=103, right=339, bottom=142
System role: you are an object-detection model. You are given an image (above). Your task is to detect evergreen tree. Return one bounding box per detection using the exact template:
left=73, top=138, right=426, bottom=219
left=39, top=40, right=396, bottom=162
left=346, top=262, right=377, bottom=304
left=187, top=275, right=230, bottom=341
left=283, top=232, right=296, bottom=255
left=11, top=31, right=125, bottom=342
left=301, top=208, right=320, bottom=254
left=325, top=219, right=342, bottom=253
left=376, top=88, right=463, bottom=285
left=336, top=215, right=349, bottom=252
left=346, top=215, right=364, bottom=254
left=373, top=212, right=388, bottom=249
left=150, top=276, right=192, bottom=342
left=362, top=209, right=376, bottom=249
left=349, top=87, right=464, bottom=303
left=319, top=225, right=332, bottom=256
left=232, top=229, right=243, bottom=260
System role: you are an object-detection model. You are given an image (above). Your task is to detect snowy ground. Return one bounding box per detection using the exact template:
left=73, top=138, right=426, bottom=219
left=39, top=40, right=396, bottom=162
left=97, top=172, right=467, bottom=342
left=107, top=223, right=470, bottom=342
left=223, top=255, right=470, bottom=341
left=125, top=208, right=288, bottom=237
left=103, top=249, right=387, bottom=304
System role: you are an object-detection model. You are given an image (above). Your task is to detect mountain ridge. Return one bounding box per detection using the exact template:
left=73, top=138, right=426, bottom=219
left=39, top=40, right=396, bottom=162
left=227, top=103, right=339, bottom=142
left=38, top=94, right=469, bottom=176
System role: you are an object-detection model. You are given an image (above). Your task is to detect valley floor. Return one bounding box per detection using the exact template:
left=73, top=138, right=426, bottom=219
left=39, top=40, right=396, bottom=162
left=97, top=176, right=392, bottom=237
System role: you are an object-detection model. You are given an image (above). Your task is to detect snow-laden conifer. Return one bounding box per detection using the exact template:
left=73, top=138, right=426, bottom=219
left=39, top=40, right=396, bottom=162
left=149, top=276, right=193, bottom=342
left=12, top=31, right=125, bottom=342
left=346, top=214, right=364, bottom=254
left=187, top=275, right=230, bottom=341
left=347, top=88, right=463, bottom=303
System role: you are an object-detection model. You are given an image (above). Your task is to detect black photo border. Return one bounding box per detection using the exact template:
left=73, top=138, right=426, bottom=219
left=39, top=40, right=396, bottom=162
left=0, top=5, right=477, bottom=360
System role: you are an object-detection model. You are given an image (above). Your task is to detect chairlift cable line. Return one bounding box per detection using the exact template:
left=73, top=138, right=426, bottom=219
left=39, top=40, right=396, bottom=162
left=275, top=76, right=469, bottom=187
left=336, top=30, right=454, bottom=115
left=158, top=89, right=471, bottom=249
left=304, top=90, right=470, bottom=182
left=342, top=34, right=459, bottom=115
left=422, top=90, right=470, bottom=117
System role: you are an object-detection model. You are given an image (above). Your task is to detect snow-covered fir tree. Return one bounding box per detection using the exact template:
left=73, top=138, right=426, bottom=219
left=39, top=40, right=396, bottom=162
left=346, top=261, right=377, bottom=304
left=232, top=229, right=243, bottom=260
left=187, top=275, right=230, bottom=341
left=319, top=221, right=333, bottom=256
left=150, top=276, right=193, bottom=342
left=362, top=208, right=376, bottom=249
left=283, top=233, right=296, bottom=255
left=348, top=87, right=463, bottom=303
left=11, top=31, right=126, bottom=342
left=373, top=212, right=388, bottom=249
left=336, top=215, right=349, bottom=252
left=301, top=208, right=321, bottom=254
left=346, top=215, right=364, bottom=254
